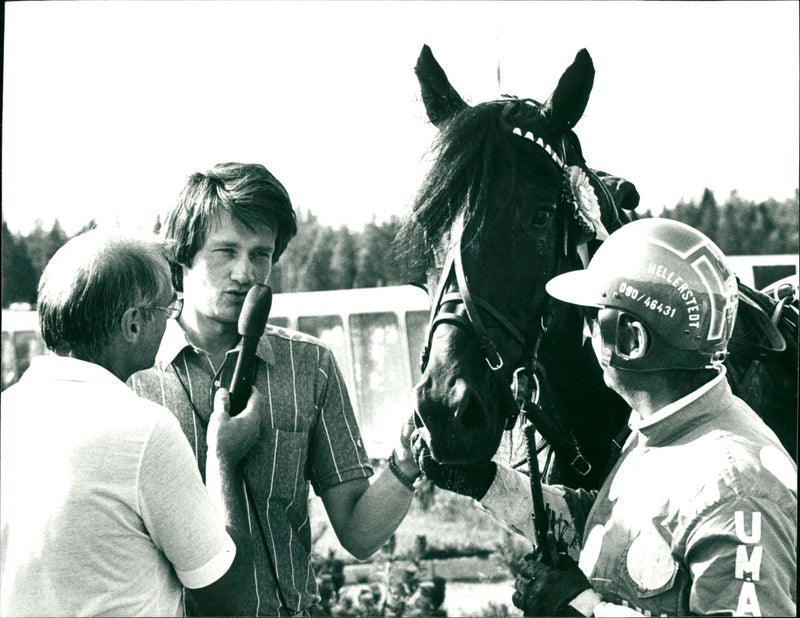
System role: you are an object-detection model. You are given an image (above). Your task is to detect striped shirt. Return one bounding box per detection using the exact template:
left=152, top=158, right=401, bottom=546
left=128, top=320, right=373, bottom=616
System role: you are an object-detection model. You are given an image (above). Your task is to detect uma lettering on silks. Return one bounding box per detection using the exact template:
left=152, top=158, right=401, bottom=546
left=734, top=510, right=762, bottom=616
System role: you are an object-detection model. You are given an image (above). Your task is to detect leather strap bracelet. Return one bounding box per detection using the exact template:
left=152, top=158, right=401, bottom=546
left=388, top=451, right=420, bottom=492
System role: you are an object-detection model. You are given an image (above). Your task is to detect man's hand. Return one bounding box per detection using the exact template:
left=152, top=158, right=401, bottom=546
left=512, top=552, right=592, bottom=617
left=390, top=412, right=422, bottom=480
left=409, top=428, right=496, bottom=500
left=207, top=387, right=261, bottom=464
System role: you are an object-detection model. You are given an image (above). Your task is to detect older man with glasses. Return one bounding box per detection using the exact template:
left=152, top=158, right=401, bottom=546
left=1, top=229, right=261, bottom=617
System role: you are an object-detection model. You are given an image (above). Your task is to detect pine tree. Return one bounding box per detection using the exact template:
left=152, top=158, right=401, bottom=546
left=698, top=188, right=719, bottom=243
left=24, top=219, right=68, bottom=278
left=354, top=221, right=386, bottom=288
left=330, top=227, right=358, bottom=290
left=303, top=228, right=337, bottom=291
left=1, top=220, right=39, bottom=307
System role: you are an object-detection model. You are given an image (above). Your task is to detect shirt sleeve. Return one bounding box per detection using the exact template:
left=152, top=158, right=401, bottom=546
left=685, top=495, right=797, bottom=616
left=478, top=463, right=538, bottom=541
left=137, top=413, right=236, bottom=589
left=307, top=346, right=373, bottom=493
left=478, top=463, right=596, bottom=560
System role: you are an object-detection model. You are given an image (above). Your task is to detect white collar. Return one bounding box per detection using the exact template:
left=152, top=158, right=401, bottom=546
left=630, top=365, right=727, bottom=432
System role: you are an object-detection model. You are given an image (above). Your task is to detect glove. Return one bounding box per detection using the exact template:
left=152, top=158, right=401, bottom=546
left=411, top=434, right=496, bottom=501
left=512, top=552, right=592, bottom=617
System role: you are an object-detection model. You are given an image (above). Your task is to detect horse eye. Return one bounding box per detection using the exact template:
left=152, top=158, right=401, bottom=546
left=524, top=208, right=553, bottom=228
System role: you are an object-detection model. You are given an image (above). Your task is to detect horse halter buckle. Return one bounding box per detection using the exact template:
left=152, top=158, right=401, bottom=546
left=512, top=365, right=541, bottom=408
left=570, top=453, right=592, bottom=477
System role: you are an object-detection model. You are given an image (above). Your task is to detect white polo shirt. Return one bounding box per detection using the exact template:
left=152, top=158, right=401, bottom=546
left=1, top=355, right=235, bottom=617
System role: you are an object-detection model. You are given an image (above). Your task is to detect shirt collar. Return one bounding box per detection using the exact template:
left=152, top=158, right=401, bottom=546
left=631, top=366, right=730, bottom=447
left=155, top=319, right=194, bottom=366
left=23, top=354, right=125, bottom=388
left=256, top=332, right=275, bottom=365
left=155, top=319, right=275, bottom=367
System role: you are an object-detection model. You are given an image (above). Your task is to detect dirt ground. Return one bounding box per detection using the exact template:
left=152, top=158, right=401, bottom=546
left=337, top=580, right=523, bottom=617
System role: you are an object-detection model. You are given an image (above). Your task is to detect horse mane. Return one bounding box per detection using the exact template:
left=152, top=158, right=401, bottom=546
left=395, top=101, right=556, bottom=266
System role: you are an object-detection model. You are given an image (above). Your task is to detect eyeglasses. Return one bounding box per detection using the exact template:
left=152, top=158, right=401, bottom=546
left=152, top=297, right=184, bottom=320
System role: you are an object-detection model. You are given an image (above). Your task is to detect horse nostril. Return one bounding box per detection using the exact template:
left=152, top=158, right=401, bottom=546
left=450, top=379, right=485, bottom=430
left=457, top=393, right=486, bottom=430
left=447, top=379, right=468, bottom=415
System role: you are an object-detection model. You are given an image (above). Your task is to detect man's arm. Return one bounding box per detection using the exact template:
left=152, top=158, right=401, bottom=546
left=320, top=416, right=418, bottom=560
left=479, top=463, right=595, bottom=557
left=189, top=388, right=261, bottom=615
left=684, top=495, right=796, bottom=616
left=407, top=434, right=596, bottom=557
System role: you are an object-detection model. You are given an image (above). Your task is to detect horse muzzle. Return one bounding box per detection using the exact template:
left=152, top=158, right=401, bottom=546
left=414, top=374, right=503, bottom=464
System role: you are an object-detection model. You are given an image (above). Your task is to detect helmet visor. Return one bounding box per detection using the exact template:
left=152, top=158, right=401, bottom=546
left=546, top=269, right=604, bottom=308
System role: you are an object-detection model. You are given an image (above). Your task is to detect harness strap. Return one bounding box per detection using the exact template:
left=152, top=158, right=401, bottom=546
left=522, top=414, right=558, bottom=564
left=442, top=291, right=526, bottom=342
left=420, top=244, right=458, bottom=372
left=420, top=223, right=528, bottom=374
left=517, top=361, right=592, bottom=477
left=452, top=247, right=523, bottom=370
left=727, top=288, right=787, bottom=361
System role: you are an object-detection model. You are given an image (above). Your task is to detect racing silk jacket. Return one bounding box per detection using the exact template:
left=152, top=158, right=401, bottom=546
left=481, top=370, right=797, bottom=616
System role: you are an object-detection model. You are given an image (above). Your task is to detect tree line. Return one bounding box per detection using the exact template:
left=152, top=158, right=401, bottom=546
left=641, top=188, right=799, bottom=257
left=2, top=189, right=798, bottom=308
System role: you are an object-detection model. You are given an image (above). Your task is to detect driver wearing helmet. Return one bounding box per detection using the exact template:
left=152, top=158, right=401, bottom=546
left=415, top=218, right=797, bottom=616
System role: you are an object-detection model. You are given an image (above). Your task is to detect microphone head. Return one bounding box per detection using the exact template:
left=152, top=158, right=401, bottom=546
left=238, top=284, right=273, bottom=338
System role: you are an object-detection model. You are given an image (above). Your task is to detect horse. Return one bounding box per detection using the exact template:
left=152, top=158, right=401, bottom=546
left=397, top=45, right=798, bottom=491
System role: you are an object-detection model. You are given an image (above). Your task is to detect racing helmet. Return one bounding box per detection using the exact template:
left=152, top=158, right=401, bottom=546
left=546, top=218, right=738, bottom=371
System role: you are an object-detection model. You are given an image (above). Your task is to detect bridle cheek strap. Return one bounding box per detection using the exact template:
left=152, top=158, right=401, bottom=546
left=452, top=245, right=526, bottom=370
left=420, top=226, right=527, bottom=375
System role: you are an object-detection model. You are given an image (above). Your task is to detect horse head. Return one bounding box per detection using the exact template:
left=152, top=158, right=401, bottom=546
left=402, top=45, right=637, bottom=470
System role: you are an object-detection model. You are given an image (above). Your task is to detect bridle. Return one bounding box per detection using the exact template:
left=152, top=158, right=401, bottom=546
left=418, top=213, right=545, bottom=430
left=420, top=214, right=530, bottom=374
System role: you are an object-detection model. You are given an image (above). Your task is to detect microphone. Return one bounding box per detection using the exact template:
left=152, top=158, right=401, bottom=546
left=229, top=284, right=273, bottom=416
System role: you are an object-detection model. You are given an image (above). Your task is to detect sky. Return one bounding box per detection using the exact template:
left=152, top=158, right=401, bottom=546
left=2, top=1, right=799, bottom=237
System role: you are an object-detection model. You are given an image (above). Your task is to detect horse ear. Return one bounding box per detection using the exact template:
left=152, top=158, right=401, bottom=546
left=544, top=48, right=595, bottom=131
left=591, top=169, right=641, bottom=211
left=415, top=44, right=469, bottom=128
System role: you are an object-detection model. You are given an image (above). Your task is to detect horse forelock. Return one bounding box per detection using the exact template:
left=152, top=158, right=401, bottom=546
left=397, top=101, right=564, bottom=258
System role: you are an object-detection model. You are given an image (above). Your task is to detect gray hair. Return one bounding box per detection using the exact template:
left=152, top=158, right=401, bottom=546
left=38, top=229, right=173, bottom=359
